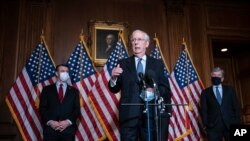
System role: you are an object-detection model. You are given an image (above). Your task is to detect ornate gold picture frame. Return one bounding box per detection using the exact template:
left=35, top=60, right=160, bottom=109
left=89, top=20, right=129, bottom=66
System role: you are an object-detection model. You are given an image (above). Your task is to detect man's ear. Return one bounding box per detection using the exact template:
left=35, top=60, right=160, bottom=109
left=145, top=41, right=150, bottom=48
left=221, top=77, right=224, bottom=82
left=56, top=72, right=59, bottom=77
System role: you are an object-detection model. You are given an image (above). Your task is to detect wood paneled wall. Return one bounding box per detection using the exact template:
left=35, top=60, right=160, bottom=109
left=1, top=0, right=250, bottom=140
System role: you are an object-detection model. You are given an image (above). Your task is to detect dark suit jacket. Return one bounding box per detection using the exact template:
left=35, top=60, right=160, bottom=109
left=200, top=85, right=241, bottom=130
left=108, top=55, right=171, bottom=128
left=39, top=84, right=80, bottom=137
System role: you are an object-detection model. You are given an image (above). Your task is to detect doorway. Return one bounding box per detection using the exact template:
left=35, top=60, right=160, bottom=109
left=212, top=39, right=250, bottom=124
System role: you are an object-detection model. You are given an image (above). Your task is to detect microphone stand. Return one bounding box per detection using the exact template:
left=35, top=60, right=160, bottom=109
left=145, top=90, right=151, bottom=141
left=121, top=103, right=188, bottom=140
left=123, top=73, right=188, bottom=141
left=141, top=78, right=151, bottom=141
left=153, top=82, right=160, bottom=141
left=138, top=72, right=152, bottom=141
left=141, top=80, right=163, bottom=141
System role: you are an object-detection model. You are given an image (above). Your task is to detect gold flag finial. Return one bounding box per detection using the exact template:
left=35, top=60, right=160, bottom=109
left=119, top=30, right=122, bottom=36
left=79, top=29, right=84, bottom=43
left=40, top=29, right=45, bottom=42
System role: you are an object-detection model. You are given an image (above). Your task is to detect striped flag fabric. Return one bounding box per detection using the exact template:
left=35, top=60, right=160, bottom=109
left=66, top=36, right=105, bottom=141
left=89, top=32, right=128, bottom=141
left=168, top=43, right=204, bottom=141
left=5, top=39, right=56, bottom=141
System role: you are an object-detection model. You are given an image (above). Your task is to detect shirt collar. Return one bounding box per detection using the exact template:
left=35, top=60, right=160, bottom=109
left=213, top=84, right=222, bottom=88
left=135, top=55, right=146, bottom=61
left=56, top=81, right=67, bottom=87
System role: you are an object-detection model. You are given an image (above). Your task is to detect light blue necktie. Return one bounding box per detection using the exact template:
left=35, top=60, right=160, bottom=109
left=216, top=86, right=222, bottom=105
left=137, top=58, right=143, bottom=80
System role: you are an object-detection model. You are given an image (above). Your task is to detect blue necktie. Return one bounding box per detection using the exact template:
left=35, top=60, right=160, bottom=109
left=137, top=58, right=143, bottom=79
left=216, top=86, right=222, bottom=105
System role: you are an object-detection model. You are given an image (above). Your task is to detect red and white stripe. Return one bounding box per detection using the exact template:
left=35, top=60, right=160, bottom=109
left=89, top=65, right=120, bottom=141
left=74, top=73, right=105, bottom=141
left=6, top=68, right=56, bottom=141
left=168, top=73, right=203, bottom=141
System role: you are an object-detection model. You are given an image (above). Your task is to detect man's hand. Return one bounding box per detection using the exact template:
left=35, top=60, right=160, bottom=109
left=111, top=64, right=123, bottom=80
left=49, top=120, right=60, bottom=130
left=57, top=120, right=70, bottom=132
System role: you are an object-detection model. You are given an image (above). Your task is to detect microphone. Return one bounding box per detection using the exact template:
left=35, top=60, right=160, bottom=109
left=146, top=70, right=157, bottom=88
left=146, top=70, right=161, bottom=100
left=138, top=72, right=146, bottom=89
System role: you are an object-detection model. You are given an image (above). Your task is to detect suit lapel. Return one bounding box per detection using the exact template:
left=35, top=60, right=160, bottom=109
left=221, top=85, right=226, bottom=105
left=51, top=84, right=61, bottom=103
left=210, top=86, right=223, bottom=106
left=126, top=56, right=138, bottom=82
left=127, top=55, right=153, bottom=75
left=210, top=87, right=216, bottom=99
left=63, top=85, right=71, bottom=102
left=209, top=87, right=220, bottom=105
left=145, top=55, right=153, bottom=73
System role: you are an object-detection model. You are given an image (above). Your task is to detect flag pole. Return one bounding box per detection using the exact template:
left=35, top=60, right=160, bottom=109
left=79, top=29, right=85, bottom=80
left=37, top=30, right=46, bottom=84
left=118, top=31, right=129, bottom=59
left=182, top=39, right=205, bottom=141
left=40, top=30, right=56, bottom=67
left=154, top=33, right=159, bottom=59
left=153, top=36, right=170, bottom=72
left=173, top=40, right=193, bottom=141
left=34, top=31, right=46, bottom=109
left=118, top=31, right=123, bottom=60
left=183, top=38, right=192, bottom=130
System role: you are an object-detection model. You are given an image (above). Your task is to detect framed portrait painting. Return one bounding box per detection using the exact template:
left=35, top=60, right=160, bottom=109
left=89, top=20, right=129, bottom=66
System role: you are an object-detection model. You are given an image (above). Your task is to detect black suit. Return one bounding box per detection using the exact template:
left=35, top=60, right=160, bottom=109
left=39, top=84, right=80, bottom=141
left=108, top=55, right=171, bottom=141
left=200, top=85, right=240, bottom=141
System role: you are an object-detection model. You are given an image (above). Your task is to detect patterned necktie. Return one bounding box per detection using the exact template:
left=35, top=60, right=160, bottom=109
left=59, top=84, right=64, bottom=103
left=137, top=58, right=143, bottom=80
left=216, top=86, right=222, bottom=105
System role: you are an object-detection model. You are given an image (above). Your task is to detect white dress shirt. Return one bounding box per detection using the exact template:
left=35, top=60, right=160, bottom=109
left=213, top=84, right=223, bottom=99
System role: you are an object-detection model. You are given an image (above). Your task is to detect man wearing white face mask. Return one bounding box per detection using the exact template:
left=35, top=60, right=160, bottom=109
left=39, top=64, right=80, bottom=141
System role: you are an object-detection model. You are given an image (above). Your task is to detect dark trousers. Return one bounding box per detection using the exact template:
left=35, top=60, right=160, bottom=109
left=120, top=116, right=169, bottom=141
left=43, top=136, right=74, bottom=141
left=207, top=120, right=229, bottom=141
left=43, top=131, right=75, bottom=141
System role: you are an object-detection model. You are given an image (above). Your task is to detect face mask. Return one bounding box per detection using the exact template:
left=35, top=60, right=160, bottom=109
left=59, top=72, right=69, bottom=82
left=211, top=77, right=221, bottom=85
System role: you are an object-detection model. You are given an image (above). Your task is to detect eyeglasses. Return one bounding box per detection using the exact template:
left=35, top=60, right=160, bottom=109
left=130, top=38, right=145, bottom=43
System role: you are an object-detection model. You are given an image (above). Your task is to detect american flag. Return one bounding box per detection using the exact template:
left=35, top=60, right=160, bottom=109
left=150, top=37, right=170, bottom=78
left=5, top=41, right=56, bottom=141
left=168, top=44, right=204, bottom=141
left=89, top=32, right=128, bottom=141
left=66, top=39, right=105, bottom=141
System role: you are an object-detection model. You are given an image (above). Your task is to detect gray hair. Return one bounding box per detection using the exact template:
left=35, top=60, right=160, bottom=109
left=211, top=67, right=224, bottom=77
left=131, top=29, right=150, bottom=42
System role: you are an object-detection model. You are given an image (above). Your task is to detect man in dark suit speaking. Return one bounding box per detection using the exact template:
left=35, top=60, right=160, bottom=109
left=108, top=30, right=171, bottom=141
left=200, top=67, right=241, bottom=141
left=39, top=64, right=80, bottom=141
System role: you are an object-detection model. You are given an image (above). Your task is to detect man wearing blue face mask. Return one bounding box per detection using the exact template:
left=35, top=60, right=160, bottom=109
left=39, top=64, right=80, bottom=141
left=200, top=67, right=241, bottom=141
